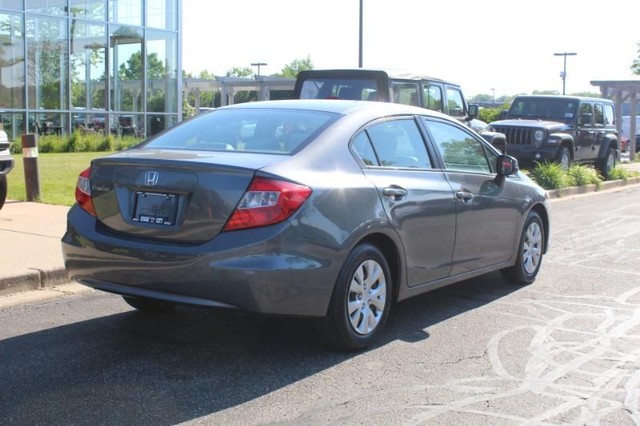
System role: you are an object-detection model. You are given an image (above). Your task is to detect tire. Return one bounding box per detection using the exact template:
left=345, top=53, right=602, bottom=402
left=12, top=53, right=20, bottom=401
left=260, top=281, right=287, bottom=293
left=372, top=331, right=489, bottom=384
left=0, top=175, right=6, bottom=211
left=317, top=244, right=392, bottom=351
left=501, top=211, right=544, bottom=286
left=122, top=296, right=176, bottom=312
left=556, top=146, right=571, bottom=170
left=596, top=147, right=616, bottom=180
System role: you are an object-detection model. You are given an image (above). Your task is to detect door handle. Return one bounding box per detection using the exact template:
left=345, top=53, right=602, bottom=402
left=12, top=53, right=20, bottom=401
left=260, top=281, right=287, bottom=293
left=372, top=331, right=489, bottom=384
left=456, top=191, right=475, bottom=203
left=383, top=187, right=407, bottom=200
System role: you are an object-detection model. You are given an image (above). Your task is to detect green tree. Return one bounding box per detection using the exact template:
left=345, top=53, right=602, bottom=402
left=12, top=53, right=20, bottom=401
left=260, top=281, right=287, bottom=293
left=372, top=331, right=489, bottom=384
left=226, top=67, right=253, bottom=78
left=632, top=42, right=640, bottom=75
left=119, top=51, right=166, bottom=80
left=275, top=55, right=314, bottom=78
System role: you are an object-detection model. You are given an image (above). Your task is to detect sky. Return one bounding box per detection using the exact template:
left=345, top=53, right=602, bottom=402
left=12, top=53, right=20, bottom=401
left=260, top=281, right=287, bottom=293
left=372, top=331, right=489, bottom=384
left=181, top=0, right=640, bottom=98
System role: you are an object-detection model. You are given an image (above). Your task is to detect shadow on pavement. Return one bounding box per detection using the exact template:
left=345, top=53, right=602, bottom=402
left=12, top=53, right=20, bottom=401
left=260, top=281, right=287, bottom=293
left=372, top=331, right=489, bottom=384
left=0, top=271, right=521, bottom=425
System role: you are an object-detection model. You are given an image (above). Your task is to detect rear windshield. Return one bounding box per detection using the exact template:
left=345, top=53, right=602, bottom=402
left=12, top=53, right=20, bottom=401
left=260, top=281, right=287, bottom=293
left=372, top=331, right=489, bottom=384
left=143, top=108, right=338, bottom=154
left=299, top=78, right=378, bottom=101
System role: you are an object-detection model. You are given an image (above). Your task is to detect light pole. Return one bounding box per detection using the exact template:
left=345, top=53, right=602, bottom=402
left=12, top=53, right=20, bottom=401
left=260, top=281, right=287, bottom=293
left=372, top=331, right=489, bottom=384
left=358, top=0, right=363, bottom=67
left=251, top=62, right=267, bottom=77
left=490, top=88, right=495, bottom=106
left=553, top=52, right=577, bottom=95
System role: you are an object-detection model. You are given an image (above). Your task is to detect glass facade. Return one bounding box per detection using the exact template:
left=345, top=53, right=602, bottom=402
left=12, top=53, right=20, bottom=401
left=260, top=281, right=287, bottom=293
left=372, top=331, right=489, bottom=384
left=0, top=0, right=181, bottom=140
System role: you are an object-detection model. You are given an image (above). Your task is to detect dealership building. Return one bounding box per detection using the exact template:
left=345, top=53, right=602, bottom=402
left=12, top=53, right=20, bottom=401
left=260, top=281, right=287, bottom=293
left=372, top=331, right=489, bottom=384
left=0, top=0, right=181, bottom=140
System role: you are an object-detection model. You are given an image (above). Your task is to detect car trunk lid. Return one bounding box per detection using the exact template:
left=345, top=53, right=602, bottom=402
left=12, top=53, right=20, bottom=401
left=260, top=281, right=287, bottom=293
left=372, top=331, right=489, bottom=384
left=89, top=149, right=279, bottom=243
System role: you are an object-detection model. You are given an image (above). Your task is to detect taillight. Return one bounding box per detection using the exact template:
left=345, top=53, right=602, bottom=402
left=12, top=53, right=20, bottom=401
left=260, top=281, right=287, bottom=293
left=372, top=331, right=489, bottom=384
left=223, top=177, right=312, bottom=231
left=75, top=167, right=96, bottom=216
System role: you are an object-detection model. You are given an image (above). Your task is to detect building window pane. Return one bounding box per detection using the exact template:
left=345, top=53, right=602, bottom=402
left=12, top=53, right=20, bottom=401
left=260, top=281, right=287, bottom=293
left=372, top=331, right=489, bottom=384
left=71, top=21, right=107, bottom=110
left=109, top=0, right=142, bottom=26
left=26, top=15, right=68, bottom=110
left=110, top=24, right=142, bottom=112
left=26, top=0, right=67, bottom=16
left=0, top=0, right=23, bottom=10
left=146, top=29, right=176, bottom=116
left=147, top=0, right=176, bottom=30
left=69, top=0, right=107, bottom=21
left=0, top=12, right=25, bottom=109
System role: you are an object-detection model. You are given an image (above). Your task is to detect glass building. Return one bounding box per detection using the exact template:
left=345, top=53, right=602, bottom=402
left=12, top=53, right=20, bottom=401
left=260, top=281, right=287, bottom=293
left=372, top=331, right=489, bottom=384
left=0, top=0, right=182, bottom=140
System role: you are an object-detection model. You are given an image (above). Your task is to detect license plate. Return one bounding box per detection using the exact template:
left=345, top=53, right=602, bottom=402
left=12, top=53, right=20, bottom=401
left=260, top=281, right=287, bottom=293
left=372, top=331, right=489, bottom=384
left=133, top=192, right=177, bottom=226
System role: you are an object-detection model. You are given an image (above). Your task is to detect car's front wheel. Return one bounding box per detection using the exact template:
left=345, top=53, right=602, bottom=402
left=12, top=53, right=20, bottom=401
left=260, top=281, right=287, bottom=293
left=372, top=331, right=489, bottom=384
left=318, top=244, right=392, bottom=351
left=501, top=211, right=544, bottom=285
left=122, top=296, right=176, bottom=312
left=0, top=175, right=7, bottom=211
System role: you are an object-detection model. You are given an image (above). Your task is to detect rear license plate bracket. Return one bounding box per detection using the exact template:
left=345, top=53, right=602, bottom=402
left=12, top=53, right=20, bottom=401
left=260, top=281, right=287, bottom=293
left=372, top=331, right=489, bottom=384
left=133, top=191, right=177, bottom=226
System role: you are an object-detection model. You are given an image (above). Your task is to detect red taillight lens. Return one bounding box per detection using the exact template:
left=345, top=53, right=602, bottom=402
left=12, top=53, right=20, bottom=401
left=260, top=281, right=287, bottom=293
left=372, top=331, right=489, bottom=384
left=75, top=167, right=96, bottom=216
left=223, top=177, right=312, bottom=231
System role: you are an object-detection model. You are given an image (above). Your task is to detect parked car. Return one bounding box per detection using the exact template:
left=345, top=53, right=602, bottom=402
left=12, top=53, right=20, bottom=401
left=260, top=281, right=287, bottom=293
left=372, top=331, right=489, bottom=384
left=61, top=100, right=550, bottom=350
left=294, top=68, right=507, bottom=152
left=620, top=115, right=639, bottom=154
left=0, top=126, right=14, bottom=210
left=489, top=95, right=619, bottom=178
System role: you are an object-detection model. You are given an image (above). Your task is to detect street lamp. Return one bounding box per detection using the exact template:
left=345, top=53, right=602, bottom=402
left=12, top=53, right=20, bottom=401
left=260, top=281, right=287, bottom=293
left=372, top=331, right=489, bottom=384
left=553, top=52, right=577, bottom=95
left=358, top=0, right=363, bottom=67
left=251, top=62, right=267, bottom=77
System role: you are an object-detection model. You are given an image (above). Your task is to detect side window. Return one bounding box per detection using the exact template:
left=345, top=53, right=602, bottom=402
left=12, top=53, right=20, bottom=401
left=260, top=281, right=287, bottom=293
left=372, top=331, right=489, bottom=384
left=445, top=87, right=465, bottom=117
left=423, top=84, right=443, bottom=112
left=603, top=104, right=615, bottom=126
left=594, top=104, right=605, bottom=127
left=422, top=118, right=495, bottom=174
left=580, top=103, right=593, bottom=126
left=358, top=119, right=432, bottom=168
left=391, top=82, right=420, bottom=106
left=352, top=132, right=378, bottom=166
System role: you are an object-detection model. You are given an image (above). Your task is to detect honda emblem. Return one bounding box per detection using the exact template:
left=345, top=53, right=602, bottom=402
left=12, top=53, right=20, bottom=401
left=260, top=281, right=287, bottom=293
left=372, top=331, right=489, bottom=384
left=144, top=171, right=159, bottom=186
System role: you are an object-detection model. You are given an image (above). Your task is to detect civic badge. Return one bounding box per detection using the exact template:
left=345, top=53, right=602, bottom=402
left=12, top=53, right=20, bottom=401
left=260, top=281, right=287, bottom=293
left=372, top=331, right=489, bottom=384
left=144, top=171, right=159, bottom=186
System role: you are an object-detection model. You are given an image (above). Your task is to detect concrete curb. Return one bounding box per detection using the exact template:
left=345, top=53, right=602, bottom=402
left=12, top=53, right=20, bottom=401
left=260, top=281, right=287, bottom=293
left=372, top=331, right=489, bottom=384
left=546, top=176, right=640, bottom=199
left=0, top=268, right=68, bottom=296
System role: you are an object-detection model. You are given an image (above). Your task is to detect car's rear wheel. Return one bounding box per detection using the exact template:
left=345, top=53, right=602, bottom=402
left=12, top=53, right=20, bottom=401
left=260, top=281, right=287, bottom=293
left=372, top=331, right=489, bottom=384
left=556, top=146, right=571, bottom=170
left=122, top=296, right=176, bottom=312
left=501, top=211, right=544, bottom=285
left=318, top=244, right=392, bottom=351
left=597, top=147, right=617, bottom=180
left=0, top=175, right=6, bottom=211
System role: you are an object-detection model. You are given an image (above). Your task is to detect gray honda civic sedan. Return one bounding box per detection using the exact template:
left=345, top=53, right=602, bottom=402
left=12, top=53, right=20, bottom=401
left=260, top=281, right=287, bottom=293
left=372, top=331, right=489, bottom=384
left=62, top=99, right=550, bottom=350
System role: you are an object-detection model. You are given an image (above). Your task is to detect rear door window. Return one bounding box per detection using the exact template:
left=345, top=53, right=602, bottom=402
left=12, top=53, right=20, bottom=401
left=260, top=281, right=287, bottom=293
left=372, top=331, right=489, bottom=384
left=352, top=118, right=432, bottom=168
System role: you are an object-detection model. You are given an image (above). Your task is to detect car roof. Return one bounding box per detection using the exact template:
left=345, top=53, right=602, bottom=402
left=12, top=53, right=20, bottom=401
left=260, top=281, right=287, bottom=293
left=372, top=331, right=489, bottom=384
left=297, top=68, right=456, bottom=86
left=220, top=98, right=453, bottom=120
left=513, top=95, right=612, bottom=103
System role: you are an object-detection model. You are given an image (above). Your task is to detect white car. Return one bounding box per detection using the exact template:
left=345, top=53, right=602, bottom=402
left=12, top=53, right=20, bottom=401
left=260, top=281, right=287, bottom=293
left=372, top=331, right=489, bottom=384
left=0, top=128, right=14, bottom=210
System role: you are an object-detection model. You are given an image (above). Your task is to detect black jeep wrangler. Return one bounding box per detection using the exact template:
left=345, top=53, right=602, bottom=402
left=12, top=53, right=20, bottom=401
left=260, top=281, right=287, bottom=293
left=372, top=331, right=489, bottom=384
left=489, top=95, right=619, bottom=178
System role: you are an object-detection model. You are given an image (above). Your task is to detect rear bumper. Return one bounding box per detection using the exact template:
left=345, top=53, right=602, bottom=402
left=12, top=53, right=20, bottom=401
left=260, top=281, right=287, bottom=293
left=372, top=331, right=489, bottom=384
left=61, top=205, right=339, bottom=317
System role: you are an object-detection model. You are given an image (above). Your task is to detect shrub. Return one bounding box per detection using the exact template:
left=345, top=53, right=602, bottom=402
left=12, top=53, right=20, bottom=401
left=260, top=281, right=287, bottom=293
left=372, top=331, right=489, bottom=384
left=529, top=162, right=568, bottom=190
left=608, top=165, right=629, bottom=181
left=566, top=165, right=602, bottom=187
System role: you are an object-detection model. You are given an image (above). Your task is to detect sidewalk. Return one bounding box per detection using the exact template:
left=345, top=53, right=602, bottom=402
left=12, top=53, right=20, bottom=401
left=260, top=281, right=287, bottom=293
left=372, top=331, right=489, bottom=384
left=0, top=201, right=70, bottom=295
left=1, top=162, right=640, bottom=297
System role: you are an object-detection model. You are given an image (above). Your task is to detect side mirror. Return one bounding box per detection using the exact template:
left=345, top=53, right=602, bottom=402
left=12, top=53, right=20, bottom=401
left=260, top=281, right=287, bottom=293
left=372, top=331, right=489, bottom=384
left=499, top=110, right=508, bottom=119
left=497, top=154, right=518, bottom=176
left=468, top=104, right=479, bottom=119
